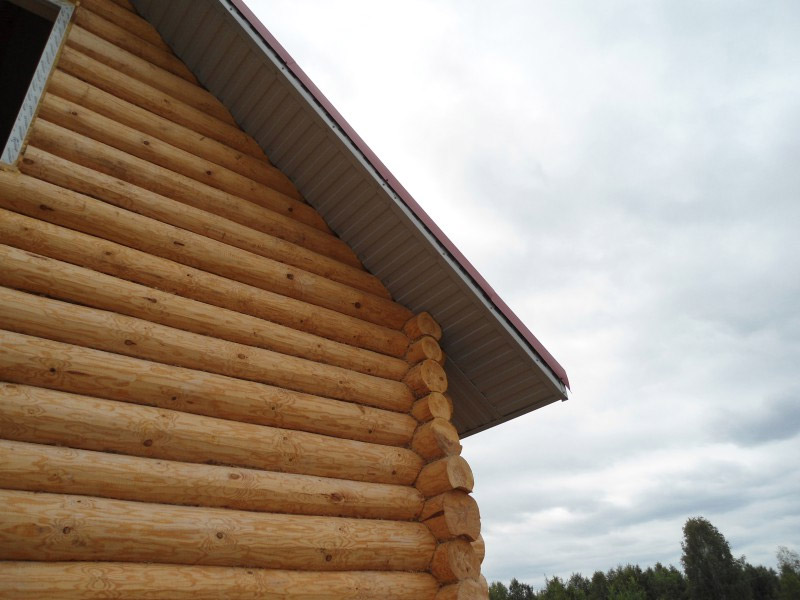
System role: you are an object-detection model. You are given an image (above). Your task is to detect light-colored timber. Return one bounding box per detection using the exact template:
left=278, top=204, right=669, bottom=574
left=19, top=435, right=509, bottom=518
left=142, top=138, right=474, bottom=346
left=47, top=72, right=300, bottom=196
left=19, top=144, right=382, bottom=296
left=404, top=359, right=449, bottom=397
left=57, top=47, right=266, bottom=158
left=73, top=7, right=197, bottom=82
left=404, top=311, right=443, bottom=341
left=420, top=492, right=481, bottom=542
left=38, top=93, right=327, bottom=231
left=78, top=0, right=171, bottom=51
left=436, top=579, right=486, bottom=600
left=108, top=0, right=135, bottom=11
left=26, top=121, right=366, bottom=266
left=37, top=94, right=316, bottom=224
left=0, top=209, right=409, bottom=356
left=0, top=383, right=422, bottom=485
left=0, top=563, right=440, bottom=600
left=430, top=540, right=481, bottom=583
left=416, top=456, right=475, bottom=498
left=0, top=287, right=414, bottom=412
left=412, top=418, right=462, bottom=460
left=0, top=171, right=404, bottom=330
left=0, top=245, right=404, bottom=380
left=478, top=575, right=489, bottom=598
left=411, top=393, right=454, bottom=423
left=0, top=490, right=436, bottom=571
left=406, top=335, right=444, bottom=364
left=472, top=535, right=486, bottom=564
left=0, top=331, right=415, bottom=446
left=0, top=440, right=423, bottom=520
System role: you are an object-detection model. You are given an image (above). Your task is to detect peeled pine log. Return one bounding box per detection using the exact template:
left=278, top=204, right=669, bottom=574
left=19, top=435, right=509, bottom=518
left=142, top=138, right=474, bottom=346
left=436, top=579, right=486, bottom=600
left=0, top=172, right=403, bottom=327
left=430, top=540, right=481, bottom=583
left=39, top=93, right=316, bottom=227
left=0, top=490, right=436, bottom=571
left=38, top=93, right=322, bottom=231
left=19, top=146, right=379, bottom=296
left=0, top=331, right=414, bottom=446
left=108, top=0, right=135, bottom=11
left=48, top=71, right=299, bottom=196
left=0, top=245, right=404, bottom=380
left=79, top=0, right=171, bottom=51
left=57, top=47, right=265, bottom=158
left=0, top=287, right=414, bottom=412
left=27, top=121, right=361, bottom=266
left=0, top=439, right=423, bottom=520
left=416, top=456, right=474, bottom=498
left=73, top=7, right=196, bottom=82
left=412, top=418, right=462, bottom=460
left=406, top=335, right=443, bottom=364
left=0, top=562, right=439, bottom=600
left=420, top=491, right=480, bottom=542
left=404, top=311, right=442, bottom=341
left=404, top=359, right=449, bottom=397
left=412, top=392, right=454, bottom=423
left=0, top=383, right=422, bottom=485
left=0, top=210, right=408, bottom=357
left=472, top=535, right=486, bottom=564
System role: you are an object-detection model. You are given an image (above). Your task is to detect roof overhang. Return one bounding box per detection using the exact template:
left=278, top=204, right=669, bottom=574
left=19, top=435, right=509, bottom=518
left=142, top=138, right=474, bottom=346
left=132, top=0, right=569, bottom=436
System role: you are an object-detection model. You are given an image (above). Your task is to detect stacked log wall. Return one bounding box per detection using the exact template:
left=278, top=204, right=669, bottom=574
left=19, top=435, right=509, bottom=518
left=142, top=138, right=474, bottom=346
left=0, top=1, right=487, bottom=598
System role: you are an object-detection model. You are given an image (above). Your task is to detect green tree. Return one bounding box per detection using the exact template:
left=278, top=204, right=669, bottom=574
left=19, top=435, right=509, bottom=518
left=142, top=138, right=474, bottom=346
left=508, top=578, right=535, bottom=600
left=777, top=547, right=800, bottom=600
left=680, top=517, right=751, bottom=599
left=539, top=576, right=570, bottom=600
left=643, top=562, right=688, bottom=600
left=588, top=570, right=609, bottom=600
left=489, top=581, right=510, bottom=600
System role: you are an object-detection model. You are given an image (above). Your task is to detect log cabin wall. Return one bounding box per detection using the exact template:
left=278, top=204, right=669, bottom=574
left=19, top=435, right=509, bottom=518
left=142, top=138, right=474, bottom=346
left=0, top=1, right=488, bottom=598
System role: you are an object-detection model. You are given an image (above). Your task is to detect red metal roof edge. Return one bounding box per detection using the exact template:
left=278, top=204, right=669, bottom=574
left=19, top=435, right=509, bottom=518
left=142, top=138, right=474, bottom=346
left=231, top=0, right=569, bottom=390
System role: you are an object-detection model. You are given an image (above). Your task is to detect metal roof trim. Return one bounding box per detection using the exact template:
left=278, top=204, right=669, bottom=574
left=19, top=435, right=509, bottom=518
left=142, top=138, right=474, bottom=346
left=228, top=0, right=569, bottom=391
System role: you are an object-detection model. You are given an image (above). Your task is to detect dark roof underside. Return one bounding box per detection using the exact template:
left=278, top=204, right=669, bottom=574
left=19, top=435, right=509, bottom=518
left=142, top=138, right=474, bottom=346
left=132, top=0, right=568, bottom=436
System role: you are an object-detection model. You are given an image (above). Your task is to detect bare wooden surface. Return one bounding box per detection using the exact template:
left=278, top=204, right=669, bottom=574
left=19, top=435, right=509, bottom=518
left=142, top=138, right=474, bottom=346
left=430, top=540, right=481, bottom=584
left=0, top=440, right=423, bottom=520
left=0, top=490, right=436, bottom=571
left=79, top=0, right=170, bottom=50
left=435, top=579, right=486, bottom=600
left=421, top=492, right=481, bottom=542
left=404, top=312, right=443, bottom=341
left=0, top=331, right=414, bottom=446
left=0, top=562, right=439, bottom=600
left=416, top=457, right=475, bottom=498
left=0, top=210, right=409, bottom=357
left=412, top=418, right=462, bottom=460
left=404, top=359, right=449, bottom=397
left=411, top=393, right=454, bottom=423
left=406, top=335, right=444, bottom=364
left=0, top=383, right=423, bottom=485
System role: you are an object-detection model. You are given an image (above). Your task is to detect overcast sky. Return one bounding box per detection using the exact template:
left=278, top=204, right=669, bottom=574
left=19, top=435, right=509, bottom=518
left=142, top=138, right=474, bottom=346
left=252, top=0, right=800, bottom=588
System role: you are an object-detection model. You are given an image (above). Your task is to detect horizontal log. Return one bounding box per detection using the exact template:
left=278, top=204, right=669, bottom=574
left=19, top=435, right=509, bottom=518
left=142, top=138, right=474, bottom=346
left=416, top=457, right=474, bottom=498
left=79, top=0, right=170, bottom=50
left=0, top=439, right=423, bottom=520
left=38, top=94, right=321, bottom=231
left=420, top=492, right=480, bottom=542
left=27, top=120, right=362, bottom=265
left=57, top=47, right=265, bottom=158
left=0, top=383, right=422, bottom=484
left=0, top=169, right=396, bottom=332
left=404, top=359, right=449, bottom=397
left=47, top=71, right=300, bottom=197
left=74, top=7, right=196, bottom=82
left=0, top=287, right=413, bottom=412
left=436, top=579, right=486, bottom=600
left=478, top=575, right=489, bottom=597
left=431, top=540, right=480, bottom=583
left=39, top=93, right=325, bottom=232
left=404, top=311, right=442, bottom=341
left=0, top=209, right=408, bottom=356
left=0, top=244, right=404, bottom=380
left=412, top=418, right=462, bottom=460
left=472, top=535, right=485, bottom=564
left=406, top=335, right=443, bottom=364
left=0, top=562, right=439, bottom=600
left=21, top=136, right=379, bottom=295
left=411, top=392, right=454, bottom=423
left=0, top=490, right=436, bottom=571
left=0, top=331, right=414, bottom=446
left=108, top=0, right=135, bottom=11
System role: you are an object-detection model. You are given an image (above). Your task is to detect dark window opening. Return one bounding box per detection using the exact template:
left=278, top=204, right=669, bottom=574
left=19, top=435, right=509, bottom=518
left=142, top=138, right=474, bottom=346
left=0, top=0, right=58, bottom=154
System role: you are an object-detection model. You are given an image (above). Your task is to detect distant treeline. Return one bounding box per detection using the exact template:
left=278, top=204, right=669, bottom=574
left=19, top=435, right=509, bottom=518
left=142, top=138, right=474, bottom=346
left=489, top=517, right=800, bottom=599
